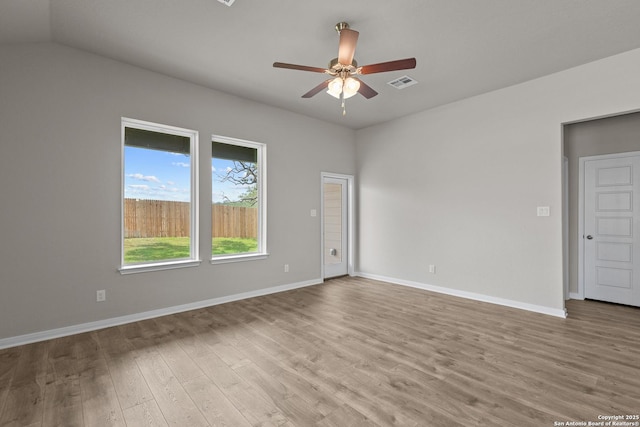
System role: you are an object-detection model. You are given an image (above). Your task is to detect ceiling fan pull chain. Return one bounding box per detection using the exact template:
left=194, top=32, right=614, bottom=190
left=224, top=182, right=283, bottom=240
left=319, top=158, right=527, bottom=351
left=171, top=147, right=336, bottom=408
left=341, top=92, right=346, bottom=116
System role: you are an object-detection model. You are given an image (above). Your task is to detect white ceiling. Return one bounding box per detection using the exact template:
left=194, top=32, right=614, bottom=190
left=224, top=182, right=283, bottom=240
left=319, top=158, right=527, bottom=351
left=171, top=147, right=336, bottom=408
left=3, top=0, right=640, bottom=129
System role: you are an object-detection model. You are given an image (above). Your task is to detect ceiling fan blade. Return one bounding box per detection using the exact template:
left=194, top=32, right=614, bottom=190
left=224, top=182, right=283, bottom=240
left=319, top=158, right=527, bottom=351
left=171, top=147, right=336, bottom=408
left=302, top=79, right=332, bottom=98
left=359, top=58, right=417, bottom=75
left=273, top=62, right=328, bottom=73
left=338, top=28, right=359, bottom=66
left=357, top=79, right=378, bottom=99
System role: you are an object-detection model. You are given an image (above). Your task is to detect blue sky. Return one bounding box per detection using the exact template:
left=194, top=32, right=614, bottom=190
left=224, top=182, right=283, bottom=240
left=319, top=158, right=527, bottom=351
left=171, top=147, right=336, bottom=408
left=124, top=146, right=252, bottom=203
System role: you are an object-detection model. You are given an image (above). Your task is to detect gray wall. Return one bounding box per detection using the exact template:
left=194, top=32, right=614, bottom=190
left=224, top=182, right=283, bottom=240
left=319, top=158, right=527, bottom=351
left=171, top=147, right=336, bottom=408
left=4, top=41, right=640, bottom=341
left=0, top=43, right=356, bottom=340
left=356, top=47, right=640, bottom=312
left=564, top=112, right=640, bottom=295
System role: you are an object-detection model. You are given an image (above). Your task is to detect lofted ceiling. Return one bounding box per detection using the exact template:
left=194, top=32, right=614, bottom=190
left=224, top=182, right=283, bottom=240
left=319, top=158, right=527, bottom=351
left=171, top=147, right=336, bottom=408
left=3, top=0, right=640, bottom=129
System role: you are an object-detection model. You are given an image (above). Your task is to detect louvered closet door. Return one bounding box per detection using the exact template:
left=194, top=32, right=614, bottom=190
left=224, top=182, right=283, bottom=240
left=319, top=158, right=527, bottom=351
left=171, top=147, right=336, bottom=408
left=323, top=177, right=348, bottom=278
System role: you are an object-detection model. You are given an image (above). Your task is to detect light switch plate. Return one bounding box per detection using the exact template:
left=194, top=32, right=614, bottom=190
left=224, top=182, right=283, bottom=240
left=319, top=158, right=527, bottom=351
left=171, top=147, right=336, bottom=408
left=537, top=206, right=550, bottom=217
left=310, top=209, right=317, bottom=217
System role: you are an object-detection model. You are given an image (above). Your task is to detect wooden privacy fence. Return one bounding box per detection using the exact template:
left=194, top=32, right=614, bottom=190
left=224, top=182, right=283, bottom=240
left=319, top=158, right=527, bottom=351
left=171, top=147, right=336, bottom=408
left=124, top=198, right=257, bottom=238
left=211, top=204, right=258, bottom=239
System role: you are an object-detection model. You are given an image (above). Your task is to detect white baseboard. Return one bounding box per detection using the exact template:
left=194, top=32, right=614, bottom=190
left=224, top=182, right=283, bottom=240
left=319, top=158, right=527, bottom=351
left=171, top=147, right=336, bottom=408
left=356, top=272, right=568, bottom=319
left=0, top=278, right=322, bottom=350
left=569, top=292, right=584, bottom=300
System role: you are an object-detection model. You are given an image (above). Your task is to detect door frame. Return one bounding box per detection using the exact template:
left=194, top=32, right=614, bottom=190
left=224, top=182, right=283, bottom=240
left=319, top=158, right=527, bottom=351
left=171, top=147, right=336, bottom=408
left=321, top=172, right=355, bottom=279
left=563, top=156, right=569, bottom=300
left=577, top=151, right=640, bottom=299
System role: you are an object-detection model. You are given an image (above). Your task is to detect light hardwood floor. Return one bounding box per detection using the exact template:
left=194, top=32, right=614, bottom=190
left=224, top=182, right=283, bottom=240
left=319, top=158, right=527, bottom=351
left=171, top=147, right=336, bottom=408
left=0, top=276, right=639, bottom=426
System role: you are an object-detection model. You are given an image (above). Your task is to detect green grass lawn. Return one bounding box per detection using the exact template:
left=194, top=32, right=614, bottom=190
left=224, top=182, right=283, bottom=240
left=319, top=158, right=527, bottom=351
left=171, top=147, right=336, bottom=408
left=124, top=236, right=258, bottom=263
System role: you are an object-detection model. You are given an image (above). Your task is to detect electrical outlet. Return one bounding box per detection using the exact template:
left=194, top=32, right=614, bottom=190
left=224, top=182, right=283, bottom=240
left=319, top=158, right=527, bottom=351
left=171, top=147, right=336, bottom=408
left=284, top=264, right=290, bottom=273
left=429, top=265, right=436, bottom=274
left=96, top=290, right=106, bottom=302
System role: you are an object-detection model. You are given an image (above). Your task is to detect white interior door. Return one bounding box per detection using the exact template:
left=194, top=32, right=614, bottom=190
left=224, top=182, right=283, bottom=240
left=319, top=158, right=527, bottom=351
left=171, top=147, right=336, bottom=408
left=323, top=177, right=348, bottom=278
left=584, top=154, right=640, bottom=307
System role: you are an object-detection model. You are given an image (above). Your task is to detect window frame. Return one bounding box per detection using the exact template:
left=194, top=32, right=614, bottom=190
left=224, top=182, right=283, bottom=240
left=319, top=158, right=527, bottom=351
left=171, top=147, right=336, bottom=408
left=119, top=117, right=200, bottom=274
left=211, top=135, right=268, bottom=264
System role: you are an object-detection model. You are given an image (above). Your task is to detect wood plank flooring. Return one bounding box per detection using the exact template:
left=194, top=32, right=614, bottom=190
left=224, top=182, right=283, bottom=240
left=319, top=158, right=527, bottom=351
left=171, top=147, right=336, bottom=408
left=0, top=276, right=639, bottom=426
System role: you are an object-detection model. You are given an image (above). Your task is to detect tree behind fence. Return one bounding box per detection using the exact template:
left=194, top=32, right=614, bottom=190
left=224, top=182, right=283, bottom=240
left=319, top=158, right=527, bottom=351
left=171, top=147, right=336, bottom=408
left=124, top=199, right=257, bottom=238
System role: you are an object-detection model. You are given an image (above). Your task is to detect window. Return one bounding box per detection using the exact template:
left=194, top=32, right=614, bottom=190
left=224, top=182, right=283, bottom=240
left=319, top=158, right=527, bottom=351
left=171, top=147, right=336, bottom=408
left=211, top=136, right=267, bottom=262
left=120, top=118, right=200, bottom=273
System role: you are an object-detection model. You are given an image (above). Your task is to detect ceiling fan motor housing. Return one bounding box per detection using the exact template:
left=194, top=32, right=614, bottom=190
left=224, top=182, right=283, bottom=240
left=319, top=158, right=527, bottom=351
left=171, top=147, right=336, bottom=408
left=329, top=57, right=358, bottom=73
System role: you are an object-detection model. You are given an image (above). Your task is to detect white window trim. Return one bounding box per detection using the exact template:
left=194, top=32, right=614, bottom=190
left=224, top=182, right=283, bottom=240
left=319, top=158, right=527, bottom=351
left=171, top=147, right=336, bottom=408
left=211, top=135, right=267, bottom=263
left=119, top=259, right=202, bottom=275
left=210, top=253, right=269, bottom=265
left=119, top=117, right=200, bottom=274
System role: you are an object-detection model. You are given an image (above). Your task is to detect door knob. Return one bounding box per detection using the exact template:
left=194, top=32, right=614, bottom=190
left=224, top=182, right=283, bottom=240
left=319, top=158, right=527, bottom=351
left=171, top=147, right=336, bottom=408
left=586, top=235, right=593, bottom=240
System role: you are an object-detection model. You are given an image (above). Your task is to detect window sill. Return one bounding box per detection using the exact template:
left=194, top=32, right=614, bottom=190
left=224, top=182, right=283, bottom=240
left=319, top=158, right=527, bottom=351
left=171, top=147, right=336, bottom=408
left=210, top=253, right=269, bottom=265
left=119, top=259, right=202, bottom=275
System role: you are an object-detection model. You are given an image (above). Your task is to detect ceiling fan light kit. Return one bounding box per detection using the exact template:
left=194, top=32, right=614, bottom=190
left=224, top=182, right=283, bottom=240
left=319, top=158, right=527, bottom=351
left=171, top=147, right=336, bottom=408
left=273, top=22, right=416, bottom=116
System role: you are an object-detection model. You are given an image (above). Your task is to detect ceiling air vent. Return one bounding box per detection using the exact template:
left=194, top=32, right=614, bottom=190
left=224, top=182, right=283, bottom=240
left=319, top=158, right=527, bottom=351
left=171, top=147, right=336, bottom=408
left=217, top=0, right=236, bottom=6
left=387, top=75, right=418, bottom=89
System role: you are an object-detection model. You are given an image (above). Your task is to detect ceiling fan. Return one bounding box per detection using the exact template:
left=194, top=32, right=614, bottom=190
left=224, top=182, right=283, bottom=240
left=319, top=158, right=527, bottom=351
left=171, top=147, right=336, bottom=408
left=273, top=22, right=417, bottom=115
